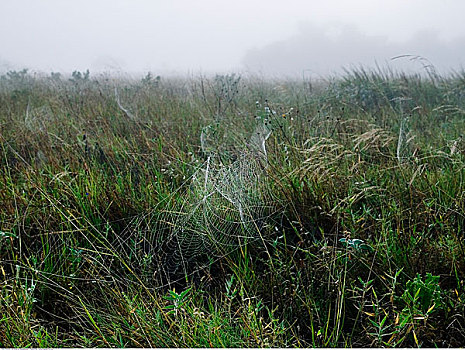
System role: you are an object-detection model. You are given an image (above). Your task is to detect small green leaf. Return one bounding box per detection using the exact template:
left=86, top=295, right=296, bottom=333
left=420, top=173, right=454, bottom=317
left=358, top=243, right=373, bottom=252
left=179, top=287, right=192, bottom=299
left=351, top=238, right=365, bottom=247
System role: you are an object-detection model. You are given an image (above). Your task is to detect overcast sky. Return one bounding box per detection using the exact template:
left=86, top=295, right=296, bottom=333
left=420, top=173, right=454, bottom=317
left=1, top=0, right=465, bottom=77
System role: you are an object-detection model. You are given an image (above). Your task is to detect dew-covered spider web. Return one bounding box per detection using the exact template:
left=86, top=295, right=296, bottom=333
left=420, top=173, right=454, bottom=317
left=145, top=116, right=278, bottom=283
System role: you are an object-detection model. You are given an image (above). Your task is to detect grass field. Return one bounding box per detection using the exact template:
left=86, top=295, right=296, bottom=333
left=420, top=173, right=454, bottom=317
left=1, top=67, right=465, bottom=347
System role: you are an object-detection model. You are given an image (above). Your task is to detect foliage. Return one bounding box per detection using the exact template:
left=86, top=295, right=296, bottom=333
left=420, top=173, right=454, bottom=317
left=0, top=68, right=464, bottom=347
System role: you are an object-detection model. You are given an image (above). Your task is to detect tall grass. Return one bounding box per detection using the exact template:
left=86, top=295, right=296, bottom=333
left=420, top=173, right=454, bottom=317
left=1, top=68, right=465, bottom=347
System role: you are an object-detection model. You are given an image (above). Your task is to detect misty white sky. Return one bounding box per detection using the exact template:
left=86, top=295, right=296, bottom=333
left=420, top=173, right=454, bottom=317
left=1, top=0, right=465, bottom=76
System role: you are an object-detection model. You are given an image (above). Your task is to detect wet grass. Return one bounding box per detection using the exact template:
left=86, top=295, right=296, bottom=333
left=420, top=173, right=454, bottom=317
left=1, top=68, right=465, bottom=347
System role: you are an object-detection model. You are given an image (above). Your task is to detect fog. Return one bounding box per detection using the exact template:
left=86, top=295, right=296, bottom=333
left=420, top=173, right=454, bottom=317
left=243, top=24, right=465, bottom=77
left=1, top=0, right=465, bottom=77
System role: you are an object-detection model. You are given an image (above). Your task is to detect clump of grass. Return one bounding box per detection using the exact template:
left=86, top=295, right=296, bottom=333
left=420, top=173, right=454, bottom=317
left=1, top=68, right=465, bottom=347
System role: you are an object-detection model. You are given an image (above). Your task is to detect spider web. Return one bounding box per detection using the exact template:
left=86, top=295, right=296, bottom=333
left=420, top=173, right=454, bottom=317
left=153, top=118, right=277, bottom=281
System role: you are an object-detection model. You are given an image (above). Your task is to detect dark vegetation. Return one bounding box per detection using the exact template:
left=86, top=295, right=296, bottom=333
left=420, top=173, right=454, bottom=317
left=1, top=67, right=465, bottom=347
